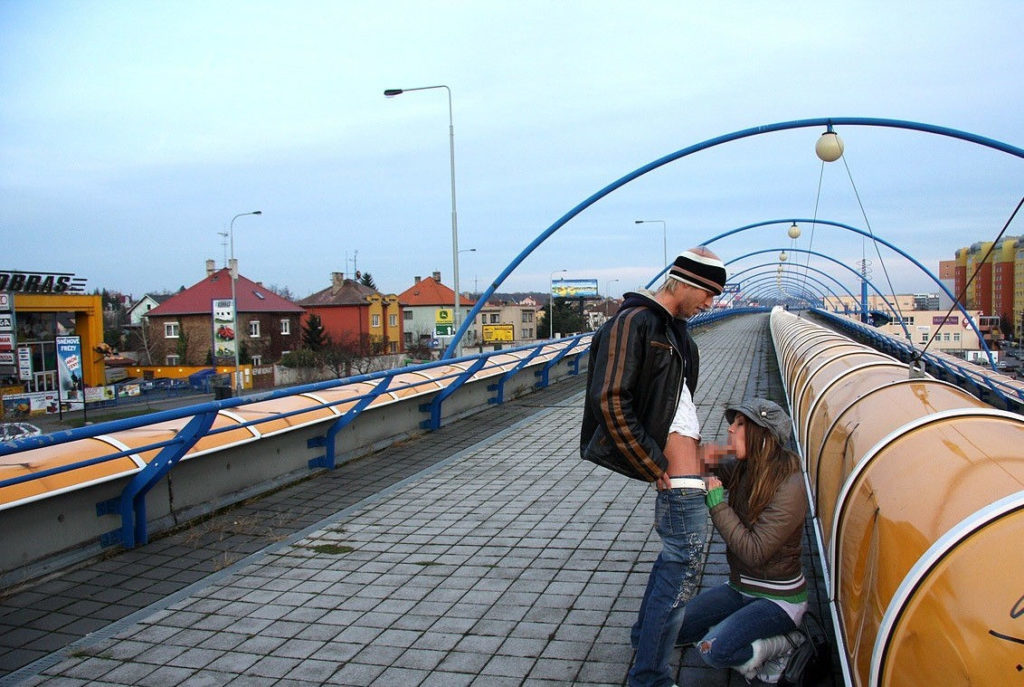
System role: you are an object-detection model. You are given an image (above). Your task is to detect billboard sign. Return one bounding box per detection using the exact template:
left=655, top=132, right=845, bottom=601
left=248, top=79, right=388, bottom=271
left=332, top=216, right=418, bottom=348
left=56, top=335, right=83, bottom=400
left=483, top=323, right=515, bottom=343
left=212, top=299, right=236, bottom=359
left=552, top=278, right=599, bottom=298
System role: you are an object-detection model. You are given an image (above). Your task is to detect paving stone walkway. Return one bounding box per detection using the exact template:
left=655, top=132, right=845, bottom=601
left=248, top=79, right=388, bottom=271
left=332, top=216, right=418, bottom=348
left=1, top=313, right=839, bottom=686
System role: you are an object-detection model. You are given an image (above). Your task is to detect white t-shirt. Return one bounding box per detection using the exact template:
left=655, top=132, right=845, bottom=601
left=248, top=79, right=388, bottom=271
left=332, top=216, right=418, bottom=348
left=669, top=383, right=701, bottom=440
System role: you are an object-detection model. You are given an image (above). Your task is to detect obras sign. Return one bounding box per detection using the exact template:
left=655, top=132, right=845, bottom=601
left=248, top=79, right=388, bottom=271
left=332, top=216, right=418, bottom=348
left=0, top=271, right=87, bottom=293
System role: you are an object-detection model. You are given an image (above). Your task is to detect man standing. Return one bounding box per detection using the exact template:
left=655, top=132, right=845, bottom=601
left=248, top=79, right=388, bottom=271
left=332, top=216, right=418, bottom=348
left=580, top=246, right=727, bottom=687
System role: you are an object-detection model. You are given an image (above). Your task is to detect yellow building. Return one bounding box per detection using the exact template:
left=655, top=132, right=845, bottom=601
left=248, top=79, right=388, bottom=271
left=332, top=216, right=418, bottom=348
left=10, top=293, right=105, bottom=391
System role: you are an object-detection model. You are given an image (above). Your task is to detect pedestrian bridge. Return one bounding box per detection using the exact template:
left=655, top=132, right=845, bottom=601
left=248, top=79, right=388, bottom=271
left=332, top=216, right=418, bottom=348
left=2, top=308, right=1022, bottom=686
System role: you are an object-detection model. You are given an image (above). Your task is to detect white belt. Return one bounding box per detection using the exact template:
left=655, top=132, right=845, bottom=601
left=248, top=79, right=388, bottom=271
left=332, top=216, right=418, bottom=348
left=669, top=477, right=707, bottom=491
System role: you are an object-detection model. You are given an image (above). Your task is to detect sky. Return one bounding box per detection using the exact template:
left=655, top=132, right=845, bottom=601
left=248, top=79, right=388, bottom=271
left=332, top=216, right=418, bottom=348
left=2, top=1, right=1022, bottom=305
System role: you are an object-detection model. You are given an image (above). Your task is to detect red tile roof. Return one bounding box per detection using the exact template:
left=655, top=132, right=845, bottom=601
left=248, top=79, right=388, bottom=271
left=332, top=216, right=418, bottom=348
left=299, top=278, right=378, bottom=306
left=397, top=276, right=475, bottom=307
left=147, top=268, right=305, bottom=316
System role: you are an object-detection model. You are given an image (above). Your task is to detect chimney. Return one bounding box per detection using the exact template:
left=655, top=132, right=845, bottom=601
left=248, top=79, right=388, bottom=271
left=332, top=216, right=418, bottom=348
left=205, top=259, right=216, bottom=276
left=432, top=271, right=442, bottom=282
left=331, top=272, right=345, bottom=293
left=414, top=276, right=421, bottom=283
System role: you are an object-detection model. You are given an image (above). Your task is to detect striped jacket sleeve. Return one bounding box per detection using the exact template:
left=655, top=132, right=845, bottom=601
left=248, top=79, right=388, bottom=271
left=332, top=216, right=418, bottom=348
left=588, top=309, right=666, bottom=482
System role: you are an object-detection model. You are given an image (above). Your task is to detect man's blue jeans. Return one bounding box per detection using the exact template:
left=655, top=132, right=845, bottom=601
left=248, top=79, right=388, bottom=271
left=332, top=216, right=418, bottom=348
left=675, top=583, right=798, bottom=668
left=628, top=486, right=709, bottom=687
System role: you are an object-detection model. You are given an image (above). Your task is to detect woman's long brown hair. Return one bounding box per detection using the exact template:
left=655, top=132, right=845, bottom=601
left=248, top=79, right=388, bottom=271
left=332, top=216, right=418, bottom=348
left=737, top=419, right=800, bottom=522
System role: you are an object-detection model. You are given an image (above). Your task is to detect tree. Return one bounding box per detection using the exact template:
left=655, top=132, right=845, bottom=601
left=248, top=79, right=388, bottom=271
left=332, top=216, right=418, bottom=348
left=359, top=272, right=378, bottom=290
left=175, top=319, right=190, bottom=363
left=320, top=333, right=375, bottom=378
left=539, top=298, right=587, bottom=338
left=302, top=314, right=328, bottom=351
left=266, top=284, right=295, bottom=301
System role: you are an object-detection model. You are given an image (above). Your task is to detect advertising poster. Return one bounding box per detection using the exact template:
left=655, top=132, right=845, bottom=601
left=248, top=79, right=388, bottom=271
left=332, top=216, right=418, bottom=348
left=212, top=299, right=236, bottom=359
left=552, top=278, right=599, bottom=298
left=435, top=308, right=453, bottom=336
left=55, top=335, right=83, bottom=400
left=2, top=391, right=59, bottom=417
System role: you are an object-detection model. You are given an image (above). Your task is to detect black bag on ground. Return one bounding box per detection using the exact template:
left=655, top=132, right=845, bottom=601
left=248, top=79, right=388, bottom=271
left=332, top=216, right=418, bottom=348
left=778, top=612, right=831, bottom=686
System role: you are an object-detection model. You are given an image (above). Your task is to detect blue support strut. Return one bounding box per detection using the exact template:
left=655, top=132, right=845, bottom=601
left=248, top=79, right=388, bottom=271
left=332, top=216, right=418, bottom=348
left=97, top=410, right=218, bottom=548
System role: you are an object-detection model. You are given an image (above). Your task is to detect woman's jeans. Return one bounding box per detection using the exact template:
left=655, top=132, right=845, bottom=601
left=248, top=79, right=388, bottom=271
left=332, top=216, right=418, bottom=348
left=676, top=583, right=798, bottom=668
left=628, top=487, right=709, bottom=687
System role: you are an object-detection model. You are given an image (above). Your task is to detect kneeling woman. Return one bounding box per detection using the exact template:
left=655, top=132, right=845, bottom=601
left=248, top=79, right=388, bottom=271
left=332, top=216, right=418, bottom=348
left=676, top=398, right=807, bottom=680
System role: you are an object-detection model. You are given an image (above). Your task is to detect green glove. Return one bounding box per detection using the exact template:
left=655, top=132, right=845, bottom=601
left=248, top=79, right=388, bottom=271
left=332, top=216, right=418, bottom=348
left=706, top=486, right=724, bottom=509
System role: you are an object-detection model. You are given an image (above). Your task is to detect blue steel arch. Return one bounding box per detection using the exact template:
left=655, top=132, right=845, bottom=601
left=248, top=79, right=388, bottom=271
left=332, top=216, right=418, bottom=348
left=729, top=266, right=847, bottom=306
left=737, top=273, right=830, bottom=302
left=739, top=277, right=826, bottom=307
left=728, top=259, right=859, bottom=304
left=444, top=117, right=1023, bottom=359
left=726, top=247, right=912, bottom=340
left=696, top=219, right=997, bottom=367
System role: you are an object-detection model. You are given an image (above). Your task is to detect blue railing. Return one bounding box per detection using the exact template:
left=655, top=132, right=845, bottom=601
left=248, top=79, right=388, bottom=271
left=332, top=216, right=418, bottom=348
left=0, top=335, right=592, bottom=549
left=811, top=309, right=1024, bottom=411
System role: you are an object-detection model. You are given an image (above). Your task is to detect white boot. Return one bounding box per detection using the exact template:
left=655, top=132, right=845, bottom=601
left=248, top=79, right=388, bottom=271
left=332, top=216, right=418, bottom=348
left=733, top=630, right=805, bottom=681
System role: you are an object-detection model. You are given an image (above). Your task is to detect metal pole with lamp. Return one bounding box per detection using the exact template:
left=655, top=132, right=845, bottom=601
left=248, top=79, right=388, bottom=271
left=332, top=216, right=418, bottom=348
left=550, top=269, right=567, bottom=339
left=229, top=210, right=261, bottom=393
left=384, top=85, right=462, bottom=357
left=605, top=278, right=620, bottom=299
left=634, top=219, right=667, bottom=270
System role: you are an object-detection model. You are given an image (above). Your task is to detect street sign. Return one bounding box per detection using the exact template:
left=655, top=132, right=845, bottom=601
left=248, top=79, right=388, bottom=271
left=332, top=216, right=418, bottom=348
left=0, top=333, right=13, bottom=352
left=0, top=314, right=12, bottom=331
left=434, top=324, right=454, bottom=336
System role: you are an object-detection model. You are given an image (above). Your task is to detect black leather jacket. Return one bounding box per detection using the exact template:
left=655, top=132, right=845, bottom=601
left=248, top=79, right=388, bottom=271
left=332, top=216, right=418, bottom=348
left=580, top=291, right=699, bottom=482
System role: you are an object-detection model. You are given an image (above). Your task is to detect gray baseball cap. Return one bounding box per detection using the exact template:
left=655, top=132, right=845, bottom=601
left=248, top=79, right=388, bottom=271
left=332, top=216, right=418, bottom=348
left=724, top=398, right=792, bottom=447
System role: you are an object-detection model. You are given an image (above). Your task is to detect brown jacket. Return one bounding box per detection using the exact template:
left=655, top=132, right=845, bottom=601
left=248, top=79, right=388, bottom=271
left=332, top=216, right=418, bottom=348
left=710, top=462, right=807, bottom=599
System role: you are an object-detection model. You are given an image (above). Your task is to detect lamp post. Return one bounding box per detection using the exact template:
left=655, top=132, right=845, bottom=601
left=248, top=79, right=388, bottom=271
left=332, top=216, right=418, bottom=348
left=384, top=85, right=462, bottom=356
left=229, top=210, right=261, bottom=393
left=635, top=219, right=667, bottom=269
left=550, top=269, right=567, bottom=339
left=605, top=278, right=620, bottom=299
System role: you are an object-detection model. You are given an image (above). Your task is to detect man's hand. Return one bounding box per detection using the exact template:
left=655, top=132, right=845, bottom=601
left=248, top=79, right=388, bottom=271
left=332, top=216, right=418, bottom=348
left=655, top=470, right=672, bottom=491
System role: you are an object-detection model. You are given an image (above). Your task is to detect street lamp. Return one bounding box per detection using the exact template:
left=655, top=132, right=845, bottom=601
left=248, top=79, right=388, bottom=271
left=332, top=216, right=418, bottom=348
left=605, top=278, right=620, bottom=299
left=229, top=210, right=261, bottom=393
left=635, top=219, right=667, bottom=269
left=385, top=85, right=462, bottom=355
left=550, top=269, right=568, bottom=339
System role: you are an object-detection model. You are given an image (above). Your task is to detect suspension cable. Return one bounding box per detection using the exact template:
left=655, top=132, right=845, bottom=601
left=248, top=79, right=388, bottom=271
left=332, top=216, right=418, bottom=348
left=840, top=153, right=909, bottom=330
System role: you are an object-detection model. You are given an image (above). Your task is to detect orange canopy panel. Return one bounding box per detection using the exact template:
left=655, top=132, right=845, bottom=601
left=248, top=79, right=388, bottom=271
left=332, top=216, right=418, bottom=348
left=811, top=379, right=981, bottom=539
left=223, top=395, right=336, bottom=437
left=877, top=505, right=1024, bottom=686
left=0, top=440, right=141, bottom=509
left=381, top=371, right=445, bottom=402
left=834, top=415, right=1024, bottom=686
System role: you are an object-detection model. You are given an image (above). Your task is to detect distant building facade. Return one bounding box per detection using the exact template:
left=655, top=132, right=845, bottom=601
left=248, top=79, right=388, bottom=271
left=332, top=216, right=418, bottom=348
left=145, top=261, right=304, bottom=369
left=298, top=273, right=403, bottom=355
left=397, top=272, right=475, bottom=355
